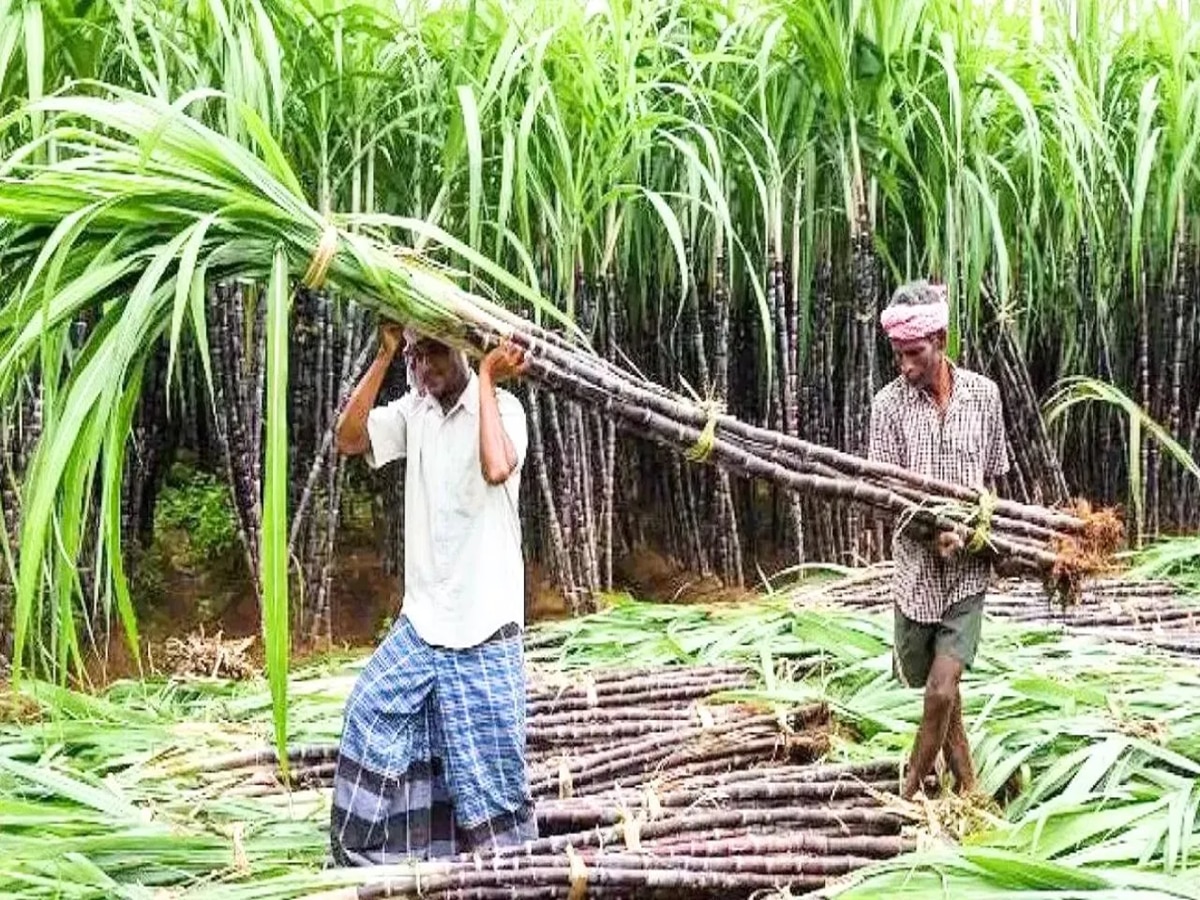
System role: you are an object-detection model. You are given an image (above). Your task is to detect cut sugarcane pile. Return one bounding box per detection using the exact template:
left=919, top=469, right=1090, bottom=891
left=440, top=311, right=1123, bottom=602
left=793, top=567, right=1200, bottom=656
left=194, top=665, right=918, bottom=898
left=524, top=663, right=832, bottom=798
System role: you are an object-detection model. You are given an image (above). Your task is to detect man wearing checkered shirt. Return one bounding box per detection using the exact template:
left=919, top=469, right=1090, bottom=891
left=329, top=323, right=537, bottom=864
left=868, top=280, right=1010, bottom=800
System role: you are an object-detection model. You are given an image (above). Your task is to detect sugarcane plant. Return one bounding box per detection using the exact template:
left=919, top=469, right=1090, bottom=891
left=3, top=0, right=1200, bottom=764
left=0, top=86, right=574, bottom=761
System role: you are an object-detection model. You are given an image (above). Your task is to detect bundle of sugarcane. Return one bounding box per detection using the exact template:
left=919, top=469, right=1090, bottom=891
left=295, top=756, right=920, bottom=899
left=524, top=664, right=764, bottom=785
left=302, top=826, right=919, bottom=900
left=192, top=665, right=831, bottom=799
left=282, top=740, right=927, bottom=900
left=182, top=665, right=917, bottom=900
left=792, top=568, right=1200, bottom=656
left=423, top=299, right=1124, bottom=602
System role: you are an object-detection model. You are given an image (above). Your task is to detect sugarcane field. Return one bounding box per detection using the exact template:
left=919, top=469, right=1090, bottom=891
left=5, top=0, right=1200, bottom=897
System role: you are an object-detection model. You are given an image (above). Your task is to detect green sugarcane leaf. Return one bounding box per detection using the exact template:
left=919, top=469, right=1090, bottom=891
left=22, top=1, right=42, bottom=141
left=166, top=214, right=218, bottom=394
left=496, top=126, right=515, bottom=261
left=0, top=757, right=140, bottom=821
left=637, top=186, right=689, bottom=315
left=960, top=846, right=1112, bottom=888
left=261, top=244, right=291, bottom=772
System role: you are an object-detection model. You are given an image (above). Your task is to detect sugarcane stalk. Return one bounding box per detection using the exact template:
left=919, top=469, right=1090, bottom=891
left=207, top=283, right=258, bottom=584
left=1167, top=230, right=1190, bottom=527
left=526, top=386, right=578, bottom=610
left=356, top=865, right=828, bottom=899
left=529, top=662, right=748, bottom=688
left=471, top=323, right=1087, bottom=537
left=572, top=403, right=602, bottom=593
left=526, top=677, right=751, bottom=715
left=641, top=832, right=915, bottom=859
left=519, top=360, right=1061, bottom=570
left=495, top=805, right=906, bottom=859
left=289, top=327, right=376, bottom=555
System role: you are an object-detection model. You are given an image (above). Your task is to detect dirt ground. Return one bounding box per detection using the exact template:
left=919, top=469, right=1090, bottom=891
left=80, top=538, right=755, bottom=686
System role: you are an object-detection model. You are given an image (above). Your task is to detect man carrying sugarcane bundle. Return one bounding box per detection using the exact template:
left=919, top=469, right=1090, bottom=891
left=868, top=280, right=1010, bottom=800
left=329, top=322, right=536, bottom=864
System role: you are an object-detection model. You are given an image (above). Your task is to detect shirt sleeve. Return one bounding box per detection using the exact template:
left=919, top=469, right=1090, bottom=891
left=868, top=394, right=904, bottom=468
left=498, top=389, right=529, bottom=470
left=364, top=392, right=420, bottom=470
left=984, top=384, right=1011, bottom=481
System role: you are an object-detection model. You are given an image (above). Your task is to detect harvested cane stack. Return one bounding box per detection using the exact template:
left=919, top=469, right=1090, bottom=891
left=796, top=567, right=1200, bottom=657
left=189, top=665, right=921, bottom=899
left=418, top=293, right=1124, bottom=603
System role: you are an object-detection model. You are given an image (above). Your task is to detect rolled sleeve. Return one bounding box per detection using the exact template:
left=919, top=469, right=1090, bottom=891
left=498, top=389, right=529, bottom=470
left=364, top=393, right=418, bottom=469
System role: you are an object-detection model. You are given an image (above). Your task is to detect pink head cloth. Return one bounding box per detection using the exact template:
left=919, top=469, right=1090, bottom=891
left=879, top=300, right=949, bottom=342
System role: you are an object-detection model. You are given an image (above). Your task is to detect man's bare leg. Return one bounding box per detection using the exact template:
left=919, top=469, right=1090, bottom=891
left=942, top=693, right=976, bottom=795
left=902, top=654, right=964, bottom=799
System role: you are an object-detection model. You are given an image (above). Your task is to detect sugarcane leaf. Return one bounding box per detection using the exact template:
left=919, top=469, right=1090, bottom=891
left=98, top=362, right=148, bottom=673
left=0, top=757, right=140, bottom=820
left=637, top=186, right=689, bottom=313
left=456, top=84, right=483, bottom=256
left=0, top=257, right=141, bottom=378
left=21, top=0, right=42, bottom=140
left=1130, top=76, right=1161, bottom=288
left=1043, top=378, right=1195, bottom=480
left=12, top=345, right=112, bottom=679
left=236, top=99, right=305, bottom=202
left=0, top=6, right=20, bottom=101
left=166, top=213, right=218, bottom=393
left=261, top=244, right=291, bottom=773
left=1013, top=798, right=1167, bottom=860
left=496, top=126, right=515, bottom=261
left=960, top=846, right=1112, bottom=888
left=1061, top=735, right=1131, bottom=803
left=1162, top=780, right=1193, bottom=872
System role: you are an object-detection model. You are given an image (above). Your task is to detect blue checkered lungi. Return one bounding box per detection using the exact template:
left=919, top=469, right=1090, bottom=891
left=329, top=615, right=537, bottom=865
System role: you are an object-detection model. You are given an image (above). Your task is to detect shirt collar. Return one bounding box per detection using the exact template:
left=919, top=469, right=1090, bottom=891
left=423, top=369, right=479, bottom=417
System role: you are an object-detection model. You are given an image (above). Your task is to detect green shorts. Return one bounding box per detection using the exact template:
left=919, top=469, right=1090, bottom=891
left=893, top=593, right=984, bottom=688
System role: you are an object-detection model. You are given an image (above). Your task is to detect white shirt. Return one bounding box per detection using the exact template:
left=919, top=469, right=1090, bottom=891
left=364, top=371, right=528, bottom=648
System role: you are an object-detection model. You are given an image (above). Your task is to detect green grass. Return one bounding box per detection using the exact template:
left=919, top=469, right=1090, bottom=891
left=2, top=593, right=1199, bottom=897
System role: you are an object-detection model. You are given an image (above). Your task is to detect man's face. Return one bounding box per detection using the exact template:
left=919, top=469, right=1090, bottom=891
left=890, top=332, right=945, bottom=390
left=404, top=330, right=466, bottom=401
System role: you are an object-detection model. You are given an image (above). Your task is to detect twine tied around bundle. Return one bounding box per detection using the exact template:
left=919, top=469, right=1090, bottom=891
left=685, top=398, right=726, bottom=463
left=302, top=222, right=340, bottom=289
left=967, top=490, right=997, bottom=553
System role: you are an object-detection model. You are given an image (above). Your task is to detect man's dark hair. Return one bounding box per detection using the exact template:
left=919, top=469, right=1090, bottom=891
left=887, top=279, right=946, bottom=309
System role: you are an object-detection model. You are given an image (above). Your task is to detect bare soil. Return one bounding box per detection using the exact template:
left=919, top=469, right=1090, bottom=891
left=79, top=535, right=751, bottom=686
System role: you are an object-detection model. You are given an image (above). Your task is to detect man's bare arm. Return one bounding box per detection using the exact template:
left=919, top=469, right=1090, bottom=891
left=478, top=341, right=529, bottom=484
left=336, top=324, right=403, bottom=456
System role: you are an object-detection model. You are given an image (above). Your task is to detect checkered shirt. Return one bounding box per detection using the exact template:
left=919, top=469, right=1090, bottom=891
left=868, top=364, right=1010, bottom=623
